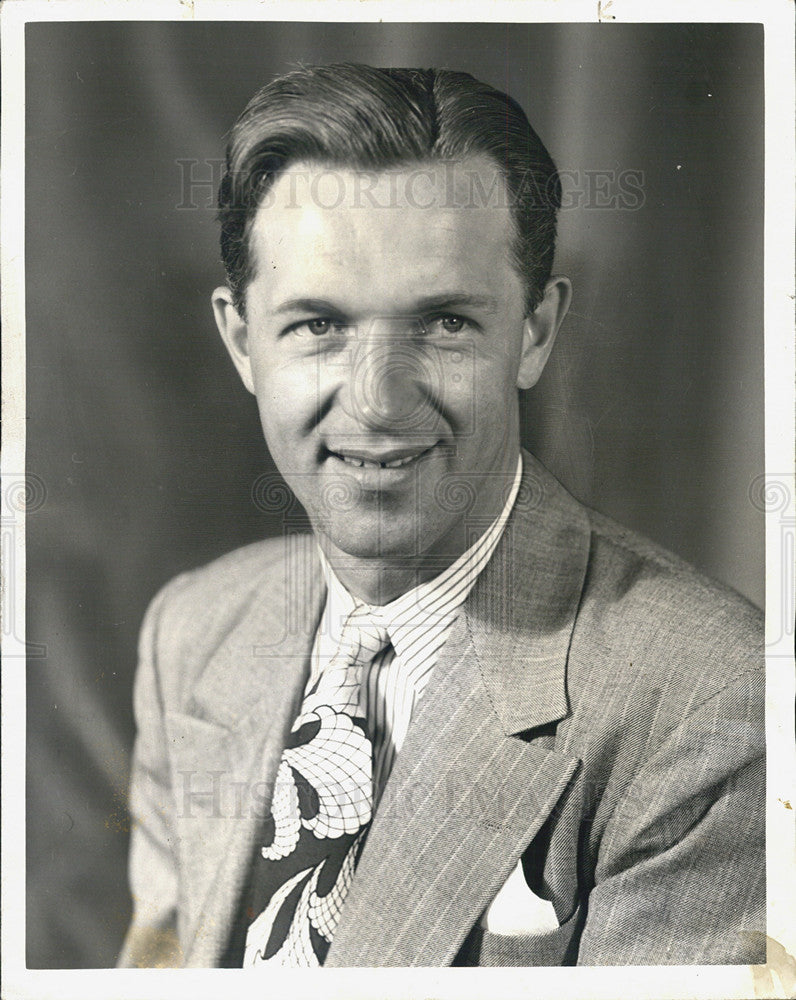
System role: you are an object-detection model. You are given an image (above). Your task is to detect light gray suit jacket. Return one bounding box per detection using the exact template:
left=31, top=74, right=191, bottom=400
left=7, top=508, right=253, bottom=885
left=119, top=452, right=765, bottom=968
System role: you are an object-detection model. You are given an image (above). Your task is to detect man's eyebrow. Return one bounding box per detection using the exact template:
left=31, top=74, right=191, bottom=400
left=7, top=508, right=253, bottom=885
left=272, top=293, right=500, bottom=316
left=411, top=292, right=500, bottom=314
left=273, top=298, right=347, bottom=316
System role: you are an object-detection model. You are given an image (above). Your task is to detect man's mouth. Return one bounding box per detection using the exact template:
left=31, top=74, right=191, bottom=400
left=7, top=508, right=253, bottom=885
left=339, top=453, right=415, bottom=470
left=326, top=444, right=435, bottom=470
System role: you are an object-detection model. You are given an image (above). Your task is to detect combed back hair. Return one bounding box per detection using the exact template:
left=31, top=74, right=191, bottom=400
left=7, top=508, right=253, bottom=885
left=218, top=63, right=561, bottom=318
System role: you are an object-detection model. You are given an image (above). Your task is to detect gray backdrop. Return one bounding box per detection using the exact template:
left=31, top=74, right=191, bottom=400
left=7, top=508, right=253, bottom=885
left=25, top=21, right=763, bottom=966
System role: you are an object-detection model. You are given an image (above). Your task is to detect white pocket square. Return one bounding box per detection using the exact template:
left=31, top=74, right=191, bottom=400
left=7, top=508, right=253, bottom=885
left=480, top=860, right=560, bottom=935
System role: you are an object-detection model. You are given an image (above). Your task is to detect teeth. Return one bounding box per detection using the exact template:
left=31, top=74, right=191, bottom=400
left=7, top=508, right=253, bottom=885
left=338, top=453, right=418, bottom=469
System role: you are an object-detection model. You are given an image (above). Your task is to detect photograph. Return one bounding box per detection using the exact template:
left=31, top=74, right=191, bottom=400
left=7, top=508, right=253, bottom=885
left=3, top=5, right=794, bottom=998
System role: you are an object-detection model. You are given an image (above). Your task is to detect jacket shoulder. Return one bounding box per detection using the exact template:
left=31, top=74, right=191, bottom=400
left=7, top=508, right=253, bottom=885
left=156, top=535, right=304, bottom=610
left=585, top=507, right=762, bottom=627
left=570, top=506, right=762, bottom=709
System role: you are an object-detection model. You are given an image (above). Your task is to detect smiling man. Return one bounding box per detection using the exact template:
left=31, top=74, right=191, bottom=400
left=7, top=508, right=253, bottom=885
left=213, top=154, right=568, bottom=603
left=119, top=65, right=765, bottom=969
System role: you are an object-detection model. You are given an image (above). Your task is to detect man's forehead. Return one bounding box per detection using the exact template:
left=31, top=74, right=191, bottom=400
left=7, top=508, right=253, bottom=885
left=247, top=156, right=521, bottom=311
left=251, top=157, right=517, bottom=248
left=264, top=155, right=511, bottom=209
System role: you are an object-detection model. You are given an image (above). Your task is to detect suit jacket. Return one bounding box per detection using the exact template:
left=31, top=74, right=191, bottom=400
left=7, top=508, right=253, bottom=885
left=118, top=451, right=765, bottom=968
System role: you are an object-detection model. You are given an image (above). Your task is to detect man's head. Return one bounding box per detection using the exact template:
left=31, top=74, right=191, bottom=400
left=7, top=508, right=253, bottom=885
left=218, top=64, right=562, bottom=319
left=213, top=65, right=571, bottom=599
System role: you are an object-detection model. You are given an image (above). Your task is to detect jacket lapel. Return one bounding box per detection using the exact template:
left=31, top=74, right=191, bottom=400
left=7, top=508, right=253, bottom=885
left=326, top=452, right=591, bottom=966
left=176, top=536, right=326, bottom=967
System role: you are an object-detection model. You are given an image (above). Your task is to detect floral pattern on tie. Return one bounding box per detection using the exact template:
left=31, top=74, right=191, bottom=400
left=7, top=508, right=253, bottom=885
left=245, top=699, right=375, bottom=966
left=261, top=705, right=373, bottom=861
left=244, top=829, right=366, bottom=966
left=245, top=609, right=391, bottom=967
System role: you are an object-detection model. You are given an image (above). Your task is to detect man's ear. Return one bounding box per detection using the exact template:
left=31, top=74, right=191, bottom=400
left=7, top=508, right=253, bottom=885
left=212, top=286, right=256, bottom=395
left=517, top=276, right=572, bottom=390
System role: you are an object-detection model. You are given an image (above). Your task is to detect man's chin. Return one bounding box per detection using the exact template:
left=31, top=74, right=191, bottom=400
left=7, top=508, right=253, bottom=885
left=319, top=531, right=419, bottom=564
left=313, top=514, right=425, bottom=561
left=313, top=510, right=470, bottom=578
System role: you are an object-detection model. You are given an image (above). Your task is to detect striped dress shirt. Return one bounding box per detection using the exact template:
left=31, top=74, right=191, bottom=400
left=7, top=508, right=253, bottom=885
left=309, top=454, right=523, bottom=799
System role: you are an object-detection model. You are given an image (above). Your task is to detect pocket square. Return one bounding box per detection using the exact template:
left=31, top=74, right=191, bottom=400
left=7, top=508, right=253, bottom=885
left=480, top=860, right=560, bottom=935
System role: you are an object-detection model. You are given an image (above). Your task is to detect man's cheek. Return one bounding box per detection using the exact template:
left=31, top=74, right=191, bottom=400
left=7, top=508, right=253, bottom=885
left=468, top=374, right=512, bottom=421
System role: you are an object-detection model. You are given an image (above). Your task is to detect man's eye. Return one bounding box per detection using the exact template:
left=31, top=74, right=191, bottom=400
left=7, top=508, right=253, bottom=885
left=425, top=314, right=468, bottom=335
left=295, top=318, right=347, bottom=337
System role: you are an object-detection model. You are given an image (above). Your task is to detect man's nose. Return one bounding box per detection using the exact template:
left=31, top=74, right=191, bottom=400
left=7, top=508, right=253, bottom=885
left=344, top=320, right=435, bottom=433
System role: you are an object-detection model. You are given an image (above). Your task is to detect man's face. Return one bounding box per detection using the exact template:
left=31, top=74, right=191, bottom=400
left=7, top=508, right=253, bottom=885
left=216, top=157, right=560, bottom=572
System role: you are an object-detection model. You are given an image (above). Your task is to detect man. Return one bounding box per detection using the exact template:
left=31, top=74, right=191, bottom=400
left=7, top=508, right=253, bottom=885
left=119, top=64, right=764, bottom=968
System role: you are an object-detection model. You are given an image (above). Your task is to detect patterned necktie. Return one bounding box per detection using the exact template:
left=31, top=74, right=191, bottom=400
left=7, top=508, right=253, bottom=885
left=243, top=606, right=391, bottom=967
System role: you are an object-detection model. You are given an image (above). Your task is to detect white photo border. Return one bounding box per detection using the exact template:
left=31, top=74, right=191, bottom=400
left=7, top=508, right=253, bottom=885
left=2, top=2, right=793, bottom=998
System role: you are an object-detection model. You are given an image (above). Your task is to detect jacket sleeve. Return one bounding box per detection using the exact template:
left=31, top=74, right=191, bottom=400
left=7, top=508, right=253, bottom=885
left=576, top=669, right=766, bottom=965
left=117, top=578, right=186, bottom=968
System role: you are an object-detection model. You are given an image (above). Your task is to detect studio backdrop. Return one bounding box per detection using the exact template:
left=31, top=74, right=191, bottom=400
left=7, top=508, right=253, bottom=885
left=24, top=20, right=763, bottom=967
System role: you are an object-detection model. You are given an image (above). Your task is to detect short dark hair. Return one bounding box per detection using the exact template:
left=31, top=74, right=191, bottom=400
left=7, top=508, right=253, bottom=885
left=218, top=63, right=561, bottom=318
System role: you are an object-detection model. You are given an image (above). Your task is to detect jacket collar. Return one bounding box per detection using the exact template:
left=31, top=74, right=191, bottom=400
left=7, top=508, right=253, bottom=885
left=465, top=448, right=591, bottom=735
left=189, top=535, right=325, bottom=731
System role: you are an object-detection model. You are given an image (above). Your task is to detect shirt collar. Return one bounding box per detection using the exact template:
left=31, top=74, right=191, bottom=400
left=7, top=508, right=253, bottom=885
left=317, top=454, right=523, bottom=661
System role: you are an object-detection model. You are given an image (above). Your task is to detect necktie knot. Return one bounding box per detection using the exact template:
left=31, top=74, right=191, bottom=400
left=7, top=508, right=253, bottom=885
left=344, top=605, right=391, bottom=656
left=302, top=608, right=391, bottom=719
